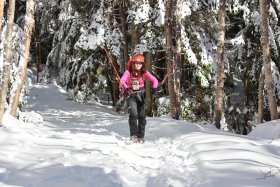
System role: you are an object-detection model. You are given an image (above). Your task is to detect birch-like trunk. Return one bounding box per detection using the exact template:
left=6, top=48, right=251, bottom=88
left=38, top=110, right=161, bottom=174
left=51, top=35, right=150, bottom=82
left=214, top=0, right=225, bottom=129
left=259, top=0, right=278, bottom=120
left=0, top=0, right=4, bottom=32
left=10, top=0, right=35, bottom=116
left=0, top=0, right=15, bottom=125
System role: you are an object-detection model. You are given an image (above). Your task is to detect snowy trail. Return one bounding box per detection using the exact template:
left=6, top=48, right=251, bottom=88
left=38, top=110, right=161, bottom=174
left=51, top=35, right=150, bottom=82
left=0, top=83, right=199, bottom=187
left=0, top=82, right=280, bottom=187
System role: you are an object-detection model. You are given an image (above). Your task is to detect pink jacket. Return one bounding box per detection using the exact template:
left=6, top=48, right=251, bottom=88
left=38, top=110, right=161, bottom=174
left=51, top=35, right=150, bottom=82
left=120, top=70, right=158, bottom=90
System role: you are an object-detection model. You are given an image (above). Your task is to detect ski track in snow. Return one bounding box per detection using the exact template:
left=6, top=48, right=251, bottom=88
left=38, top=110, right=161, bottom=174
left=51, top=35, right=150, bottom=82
left=0, top=118, right=199, bottom=187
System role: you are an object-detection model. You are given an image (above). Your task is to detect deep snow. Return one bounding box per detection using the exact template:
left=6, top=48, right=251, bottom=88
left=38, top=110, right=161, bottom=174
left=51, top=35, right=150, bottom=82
left=0, top=78, right=279, bottom=187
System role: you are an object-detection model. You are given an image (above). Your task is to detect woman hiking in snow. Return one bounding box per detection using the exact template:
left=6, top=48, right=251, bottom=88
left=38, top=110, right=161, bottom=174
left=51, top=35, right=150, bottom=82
left=120, top=53, right=158, bottom=143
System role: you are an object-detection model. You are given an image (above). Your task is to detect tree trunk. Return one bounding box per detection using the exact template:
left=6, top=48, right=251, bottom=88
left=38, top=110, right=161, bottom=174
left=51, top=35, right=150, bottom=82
left=165, top=0, right=179, bottom=119
left=0, top=0, right=4, bottom=32
left=108, top=2, right=120, bottom=106
left=0, top=0, right=15, bottom=125
left=145, top=0, right=159, bottom=117
left=214, top=0, right=225, bottom=129
left=131, top=23, right=139, bottom=54
left=10, top=0, right=35, bottom=117
left=112, top=56, right=120, bottom=106
left=145, top=52, right=153, bottom=116
left=34, top=12, right=42, bottom=83
left=259, top=0, right=278, bottom=120
left=119, top=0, right=128, bottom=72
left=175, top=0, right=183, bottom=118
left=243, top=77, right=249, bottom=134
left=242, top=57, right=251, bottom=134
left=257, top=72, right=265, bottom=124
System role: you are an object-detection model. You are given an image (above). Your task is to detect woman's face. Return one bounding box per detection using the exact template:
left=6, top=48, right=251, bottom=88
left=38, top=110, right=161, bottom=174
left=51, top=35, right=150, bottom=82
left=134, top=62, right=143, bottom=70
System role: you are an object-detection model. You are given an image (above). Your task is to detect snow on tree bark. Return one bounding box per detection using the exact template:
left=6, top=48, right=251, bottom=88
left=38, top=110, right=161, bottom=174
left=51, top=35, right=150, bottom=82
left=0, top=0, right=16, bottom=125
left=259, top=0, right=278, bottom=120
left=10, top=0, right=35, bottom=117
left=214, top=0, right=225, bottom=129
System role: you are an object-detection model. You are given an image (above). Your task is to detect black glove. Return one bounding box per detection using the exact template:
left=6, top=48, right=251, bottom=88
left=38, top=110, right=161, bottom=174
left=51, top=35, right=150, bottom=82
left=124, top=88, right=132, bottom=97
left=157, top=83, right=163, bottom=93
left=151, top=87, right=158, bottom=95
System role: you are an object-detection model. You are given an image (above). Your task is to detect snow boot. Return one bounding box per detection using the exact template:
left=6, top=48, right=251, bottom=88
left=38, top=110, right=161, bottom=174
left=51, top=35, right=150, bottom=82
left=137, top=137, right=145, bottom=143
left=130, top=135, right=138, bottom=143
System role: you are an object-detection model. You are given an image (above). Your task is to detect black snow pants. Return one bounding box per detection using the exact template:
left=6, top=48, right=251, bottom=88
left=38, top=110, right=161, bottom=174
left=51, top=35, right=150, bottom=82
left=127, top=91, right=146, bottom=138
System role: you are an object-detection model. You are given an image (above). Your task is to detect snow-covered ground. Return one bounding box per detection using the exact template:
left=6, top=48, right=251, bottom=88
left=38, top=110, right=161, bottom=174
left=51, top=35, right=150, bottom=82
left=0, top=79, right=280, bottom=187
